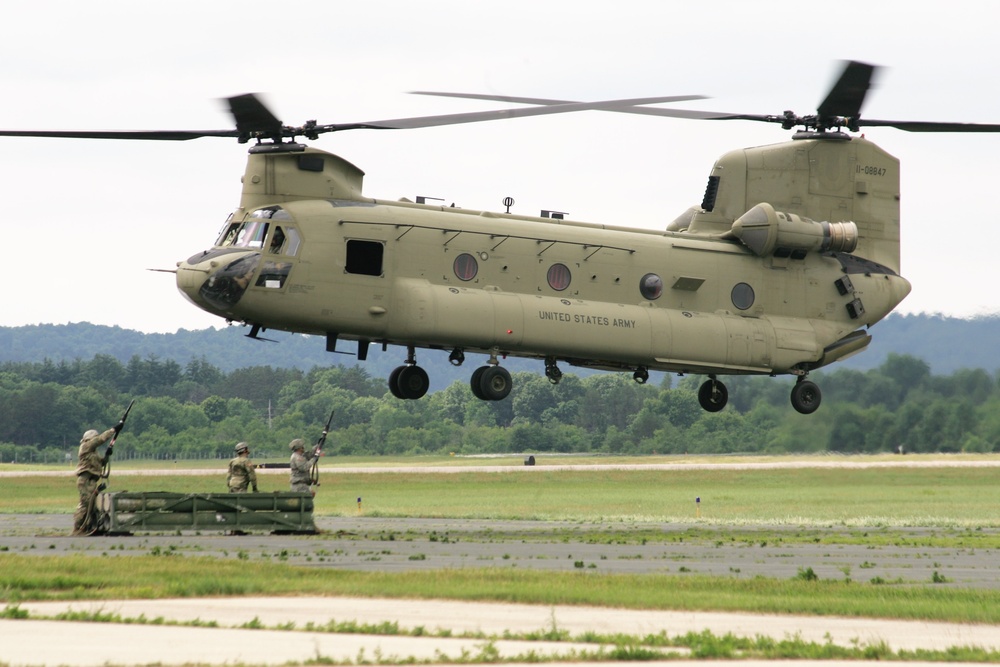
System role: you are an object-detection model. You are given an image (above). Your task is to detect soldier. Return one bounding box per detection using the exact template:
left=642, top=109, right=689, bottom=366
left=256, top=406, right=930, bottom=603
left=227, top=442, right=258, bottom=493
left=289, top=438, right=320, bottom=495
left=72, top=426, right=116, bottom=535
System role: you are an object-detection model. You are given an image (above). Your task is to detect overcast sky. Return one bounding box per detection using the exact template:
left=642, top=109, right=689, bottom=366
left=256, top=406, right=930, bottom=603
left=3, top=0, right=999, bottom=333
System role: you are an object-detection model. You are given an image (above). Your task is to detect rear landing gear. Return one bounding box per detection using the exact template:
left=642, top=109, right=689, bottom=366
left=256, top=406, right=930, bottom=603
left=698, top=376, right=728, bottom=412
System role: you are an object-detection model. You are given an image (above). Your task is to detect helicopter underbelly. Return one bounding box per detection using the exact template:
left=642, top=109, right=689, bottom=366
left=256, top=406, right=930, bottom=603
left=384, top=278, right=821, bottom=374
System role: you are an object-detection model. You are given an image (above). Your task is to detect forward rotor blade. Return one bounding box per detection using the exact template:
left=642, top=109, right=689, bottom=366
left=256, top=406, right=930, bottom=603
left=856, top=119, right=1000, bottom=132
left=227, top=93, right=283, bottom=135
left=3, top=95, right=708, bottom=142
left=0, top=129, right=239, bottom=141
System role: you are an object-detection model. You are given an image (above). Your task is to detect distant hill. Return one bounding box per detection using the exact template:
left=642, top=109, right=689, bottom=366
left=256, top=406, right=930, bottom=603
left=0, top=322, right=545, bottom=392
left=1, top=314, right=997, bottom=391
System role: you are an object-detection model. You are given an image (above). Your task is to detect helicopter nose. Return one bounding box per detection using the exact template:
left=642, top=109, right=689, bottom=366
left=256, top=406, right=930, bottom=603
left=176, top=250, right=261, bottom=314
left=892, top=274, right=913, bottom=309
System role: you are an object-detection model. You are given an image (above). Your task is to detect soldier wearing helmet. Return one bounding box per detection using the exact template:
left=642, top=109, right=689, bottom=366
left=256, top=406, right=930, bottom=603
left=226, top=442, right=258, bottom=493
left=72, top=425, right=117, bottom=535
left=288, top=438, right=321, bottom=495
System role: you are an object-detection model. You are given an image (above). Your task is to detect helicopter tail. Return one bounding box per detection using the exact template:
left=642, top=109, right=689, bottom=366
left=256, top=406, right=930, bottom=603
left=685, top=135, right=901, bottom=275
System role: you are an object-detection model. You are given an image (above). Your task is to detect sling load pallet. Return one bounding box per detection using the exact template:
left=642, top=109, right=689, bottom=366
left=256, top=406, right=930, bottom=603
left=96, top=491, right=316, bottom=535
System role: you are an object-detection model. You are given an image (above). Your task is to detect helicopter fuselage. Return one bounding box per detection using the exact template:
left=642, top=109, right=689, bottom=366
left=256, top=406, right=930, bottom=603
left=176, top=135, right=910, bottom=412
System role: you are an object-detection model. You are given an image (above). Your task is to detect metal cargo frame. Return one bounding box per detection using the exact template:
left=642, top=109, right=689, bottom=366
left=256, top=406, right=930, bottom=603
left=98, top=491, right=317, bottom=534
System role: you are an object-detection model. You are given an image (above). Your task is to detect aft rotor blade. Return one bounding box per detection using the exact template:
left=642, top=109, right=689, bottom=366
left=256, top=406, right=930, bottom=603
left=817, top=60, right=876, bottom=119
left=418, top=79, right=1000, bottom=134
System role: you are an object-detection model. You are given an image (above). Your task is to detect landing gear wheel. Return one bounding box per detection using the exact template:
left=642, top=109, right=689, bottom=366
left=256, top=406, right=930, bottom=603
left=698, top=378, right=728, bottom=412
left=388, top=366, right=406, bottom=399
left=790, top=379, right=821, bottom=414
left=479, top=366, right=513, bottom=401
left=395, top=365, right=429, bottom=400
left=470, top=366, right=488, bottom=400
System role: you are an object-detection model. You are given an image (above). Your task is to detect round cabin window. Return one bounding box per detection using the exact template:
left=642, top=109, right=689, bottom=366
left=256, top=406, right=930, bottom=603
left=639, top=273, right=663, bottom=300
left=547, top=263, right=572, bottom=291
left=731, top=282, right=755, bottom=310
left=453, top=253, right=478, bottom=281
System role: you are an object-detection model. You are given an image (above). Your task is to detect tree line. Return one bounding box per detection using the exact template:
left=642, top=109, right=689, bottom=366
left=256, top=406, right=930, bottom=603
left=1, top=352, right=998, bottom=463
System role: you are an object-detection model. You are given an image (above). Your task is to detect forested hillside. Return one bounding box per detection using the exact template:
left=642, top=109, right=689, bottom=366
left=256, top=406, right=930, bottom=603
left=2, top=349, right=998, bottom=463
left=1, top=313, right=999, bottom=393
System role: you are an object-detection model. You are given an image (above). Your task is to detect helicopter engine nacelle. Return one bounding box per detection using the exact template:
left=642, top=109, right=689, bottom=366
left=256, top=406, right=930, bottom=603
left=730, top=203, right=858, bottom=258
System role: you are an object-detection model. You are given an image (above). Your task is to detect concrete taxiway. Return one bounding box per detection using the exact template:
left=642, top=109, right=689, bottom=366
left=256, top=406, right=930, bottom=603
left=5, top=596, right=1000, bottom=667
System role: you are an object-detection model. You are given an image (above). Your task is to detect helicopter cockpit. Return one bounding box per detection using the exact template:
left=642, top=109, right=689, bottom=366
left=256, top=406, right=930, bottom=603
left=192, top=206, right=302, bottom=311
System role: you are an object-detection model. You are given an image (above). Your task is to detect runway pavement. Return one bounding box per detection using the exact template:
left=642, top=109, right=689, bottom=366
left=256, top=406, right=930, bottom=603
left=5, top=596, right=1000, bottom=667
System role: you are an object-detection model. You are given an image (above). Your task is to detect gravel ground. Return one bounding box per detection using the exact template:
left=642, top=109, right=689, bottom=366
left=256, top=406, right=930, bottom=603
left=4, top=513, right=1000, bottom=588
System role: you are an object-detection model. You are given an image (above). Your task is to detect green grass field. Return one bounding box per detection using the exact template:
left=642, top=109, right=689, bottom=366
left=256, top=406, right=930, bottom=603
left=5, top=455, right=1000, bottom=528
left=4, top=455, right=1000, bottom=630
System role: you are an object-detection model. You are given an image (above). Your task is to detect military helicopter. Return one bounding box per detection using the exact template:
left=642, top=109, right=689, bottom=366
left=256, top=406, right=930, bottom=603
left=5, top=61, right=999, bottom=413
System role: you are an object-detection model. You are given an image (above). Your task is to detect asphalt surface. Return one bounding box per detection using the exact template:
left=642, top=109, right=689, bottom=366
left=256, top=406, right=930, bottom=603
left=4, top=513, right=1000, bottom=587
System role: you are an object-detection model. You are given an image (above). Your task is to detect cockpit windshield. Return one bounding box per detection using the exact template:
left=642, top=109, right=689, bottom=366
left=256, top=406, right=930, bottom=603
left=215, top=207, right=296, bottom=251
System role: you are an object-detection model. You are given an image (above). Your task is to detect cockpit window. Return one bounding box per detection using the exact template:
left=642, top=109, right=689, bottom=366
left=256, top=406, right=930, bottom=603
left=216, top=207, right=296, bottom=250
left=267, top=226, right=301, bottom=256
left=216, top=215, right=239, bottom=247
left=236, top=220, right=268, bottom=248
left=284, top=228, right=301, bottom=255
left=251, top=206, right=292, bottom=221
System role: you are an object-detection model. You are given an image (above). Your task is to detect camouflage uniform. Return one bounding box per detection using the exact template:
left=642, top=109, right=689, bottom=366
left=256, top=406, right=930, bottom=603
left=73, top=428, right=114, bottom=535
left=288, top=438, right=317, bottom=493
left=227, top=443, right=257, bottom=493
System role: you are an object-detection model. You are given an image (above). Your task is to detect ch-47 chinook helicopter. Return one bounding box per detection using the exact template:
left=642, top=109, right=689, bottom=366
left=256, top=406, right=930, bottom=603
left=5, top=61, right=999, bottom=413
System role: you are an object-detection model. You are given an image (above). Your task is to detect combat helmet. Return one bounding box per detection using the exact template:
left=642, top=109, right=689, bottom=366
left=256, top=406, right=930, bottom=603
left=234, top=442, right=249, bottom=454
left=289, top=438, right=305, bottom=452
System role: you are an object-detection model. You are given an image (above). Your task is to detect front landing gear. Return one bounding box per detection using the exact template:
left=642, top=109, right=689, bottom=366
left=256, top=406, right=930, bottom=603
left=470, top=348, right=512, bottom=401
left=698, top=376, right=728, bottom=412
left=790, top=377, right=822, bottom=414
left=470, top=365, right=512, bottom=401
left=388, top=346, right=429, bottom=400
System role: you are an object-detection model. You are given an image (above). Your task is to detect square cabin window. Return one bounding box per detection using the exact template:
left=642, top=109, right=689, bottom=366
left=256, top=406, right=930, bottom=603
left=345, top=240, right=384, bottom=276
